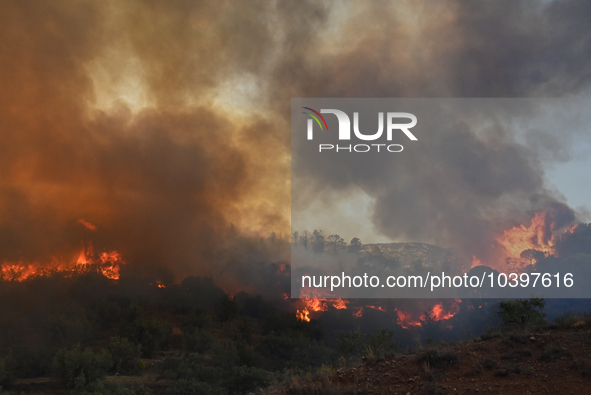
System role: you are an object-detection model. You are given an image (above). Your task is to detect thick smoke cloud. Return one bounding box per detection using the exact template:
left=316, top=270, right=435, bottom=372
left=1, top=1, right=591, bottom=288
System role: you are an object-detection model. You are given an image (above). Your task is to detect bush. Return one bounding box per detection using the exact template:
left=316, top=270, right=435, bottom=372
left=125, top=317, right=171, bottom=358
left=227, top=365, right=270, bottom=395
left=51, top=346, right=112, bottom=389
left=5, top=346, right=53, bottom=379
left=182, top=329, right=214, bottom=354
left=72, top=379, right=152, bottom=395
left=0, top=356, right=10, bottom=389
left=498, top=298, right=546, bottom=329
left=256, top=332, right=332, bottom=370
left=160, top=354, right=223, bottom=383
left=44, top=314, right=94, bottom=348
left=554, top=312, right=591, bottom=329
left=108, top=337, right=141, bottom=374
left=181, top=309, right=212, bottom=332
left=337, top=328, right=398, bottom=362
left=164, top=379, right=223, bottom=395
left=417, top=349, right=459, bottom=370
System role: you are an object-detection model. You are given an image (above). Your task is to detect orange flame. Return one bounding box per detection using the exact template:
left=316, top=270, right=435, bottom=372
left=296, top=307, right=310, bottom=322
left=565, top=224, right=578, bottom=234
left=395, top=300, right=461, bottom=328
left=0, top=242, right=125, bottom=281
left=470, top=255, right=483, bottom=268
left=396, top=309, right=422, bottom=329
left=301, top=297, right=349, bottom=312
left=353, top=307, right=363, bottom=317
left=497, top=212, right=554, bottom=261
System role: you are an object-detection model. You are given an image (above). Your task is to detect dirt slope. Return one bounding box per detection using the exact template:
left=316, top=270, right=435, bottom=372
left=266, top=328, right=591, bottom=395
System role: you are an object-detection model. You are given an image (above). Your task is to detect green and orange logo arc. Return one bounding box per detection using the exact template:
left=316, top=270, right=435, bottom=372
left=302, top=107, right=328, bottom=131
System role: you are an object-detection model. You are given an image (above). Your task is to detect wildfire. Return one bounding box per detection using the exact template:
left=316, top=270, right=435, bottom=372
left=497, top=212, right=555, bottom=261
left=353, top=307, right=363, bottom=317
left=296, top=307, right=310, bottom=322
left=0, top=242, right=125, bottom=281
left=331, top=298, right=349, bottom=309
left=565, top=224, right=578, bottom=234
left=301, top=298, right=350, bottom=311
left=395, top=300, right=461, bottom=329
left=430, top=301, right=460, bottom=321
left=396, top=309, right=423, bottom=329
left=470, top=255, right=483, bottom=268
left=474, top=210, right=577, bottom=270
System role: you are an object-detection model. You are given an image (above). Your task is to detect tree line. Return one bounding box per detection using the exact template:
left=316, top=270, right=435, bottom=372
left=291, top=230, right=363, bottom=253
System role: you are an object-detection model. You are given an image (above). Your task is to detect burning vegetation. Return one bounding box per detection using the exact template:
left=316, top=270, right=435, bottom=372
left=1, top=242, right=125, bottom=282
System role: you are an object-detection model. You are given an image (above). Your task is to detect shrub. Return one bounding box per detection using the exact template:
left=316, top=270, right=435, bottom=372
left=44, top=314, right=94, bottom=348
left=182, top=329, right=214, bottom=354
left=72, top=379, right=152, bottom=395
left=51, top=346, right=112, bottom=389
left=498, top=298, right=546, bottom=329
left=0, top=356, right=10, bottom=388
left=108, top=337, right=141, bottom=374
left=164, top=379, right=223, bottom=395
left=227, top=365, right=270, bottom=395
left=5, top=346, right=53, bottom=379
left=125, top=317, right=171, bottom=358
left=337, top=328, right=398, bottom=362
left=181, top=309, right=212, bottom=332
left=417, top=349, right=459, bottom=370
left=160, top=354, right=223, bottom=383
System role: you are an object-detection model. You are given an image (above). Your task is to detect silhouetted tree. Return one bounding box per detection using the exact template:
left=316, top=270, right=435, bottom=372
left=312, top=230, right=326, bottom=252
left=327, top=234, right=346, bottom=252
left=299, top=230, right=311, bottom=249
left=349, top=237, right=363, bottom=253
left=291, top=231, right=299, bottom=245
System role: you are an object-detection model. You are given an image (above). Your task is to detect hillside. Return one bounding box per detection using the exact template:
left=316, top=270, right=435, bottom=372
left=265, top=325, right=591, bottom=394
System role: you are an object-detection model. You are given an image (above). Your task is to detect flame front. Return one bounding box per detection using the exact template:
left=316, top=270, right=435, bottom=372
left=395, top=300, right=461, bottom=328
left=0, top=242, right=125, bottom=281
left=497, top=212, right=554, bottom=262
left=473, top=210, right=576, bottom=270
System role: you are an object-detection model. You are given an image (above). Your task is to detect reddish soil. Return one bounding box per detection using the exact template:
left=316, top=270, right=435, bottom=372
left=265, top=328, right=591, bottom=395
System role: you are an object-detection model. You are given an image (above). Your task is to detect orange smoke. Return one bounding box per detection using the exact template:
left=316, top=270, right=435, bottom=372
left=78, top=219, right=97, bottom=231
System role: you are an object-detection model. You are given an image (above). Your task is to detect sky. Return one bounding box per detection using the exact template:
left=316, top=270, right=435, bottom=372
left=1, top=0, right=591, bottom=283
